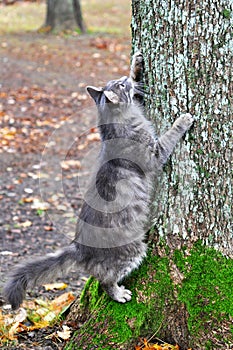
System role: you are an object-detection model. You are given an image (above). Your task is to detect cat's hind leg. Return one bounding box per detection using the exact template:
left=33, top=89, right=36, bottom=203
left=98, top=254, right=145, bottom=303
left=100, top=265, right=134, bottom=303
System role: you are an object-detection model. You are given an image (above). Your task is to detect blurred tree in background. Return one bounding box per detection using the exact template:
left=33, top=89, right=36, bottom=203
left=0, top=0, right=86, bottom=33
left=42, top=0, right=86, bottom=33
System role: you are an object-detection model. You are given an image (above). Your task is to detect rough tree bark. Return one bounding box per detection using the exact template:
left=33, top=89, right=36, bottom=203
left=66, top=1, right=232, bottom=349
left=131, top=0, right=232, bottom=257
left=42, top=0, right=86, bottom=33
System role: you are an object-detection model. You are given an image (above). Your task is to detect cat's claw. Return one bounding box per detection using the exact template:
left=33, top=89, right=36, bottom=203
left=131, top=51, right=144, bottom=82
left=174, top=113, right=194, bottom=131
left=114, top=285, right=132, bottom=303
left=133, top=51, right=143, bottom=63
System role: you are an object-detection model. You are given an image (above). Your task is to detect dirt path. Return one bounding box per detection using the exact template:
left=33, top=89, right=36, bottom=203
left=0, top=31, right=130, bottom=349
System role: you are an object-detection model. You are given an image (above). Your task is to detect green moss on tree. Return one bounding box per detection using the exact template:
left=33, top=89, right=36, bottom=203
left=174, top=241, right=233, bottom=346
left=66, top=250, right=175, bottom=349
left=66, top=242, right=233, bottom=349
left=222, top=9, right=231, bottom=19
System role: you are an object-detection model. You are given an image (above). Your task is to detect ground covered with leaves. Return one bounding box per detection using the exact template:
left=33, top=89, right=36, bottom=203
left=0, top=2, right=131, bottom=348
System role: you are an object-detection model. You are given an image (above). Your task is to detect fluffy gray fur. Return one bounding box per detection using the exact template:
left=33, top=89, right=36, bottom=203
left=3, top=52, right=194, bottom=309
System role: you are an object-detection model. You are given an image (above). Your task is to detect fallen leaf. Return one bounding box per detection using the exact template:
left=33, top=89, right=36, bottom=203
left=20, top=197, right=34, bottom=203
left=14, top=308, right=27, bottom=323
left=77, top=142, right=87, bottom=150
left=36, top=307, right=49, bottom=317
left=61, top=159, right=81, bottom=170
left=8, top=322, right=21, bottom=340
left=43, top=282, right=68, bottom=291
left=0, top=251, right=14, bottom=256
left=90, top=37, right=109, bottom=50
left=56, top=204, right=68, bottom=211
left=57, top=325, right=72, bottom=340
left=90, top=127, right=98, bottom=133
left=43, top=311, right=57, bottom=322
left=86, top=133, right=100, bottom=142
left=51, top=292, right=75, bottom=313
left=30, top=320, right=50, bottom=329
left=135, top=339, right=181, bottom=350
left=35, top=299, right=49, bottom=308
left=31, top=198, right=50, bottom=210
left=18, top=220, right=32, bottom=228
left=44, top=225, right=53, bottom=231
left=24, top=188, right=34, bottom=194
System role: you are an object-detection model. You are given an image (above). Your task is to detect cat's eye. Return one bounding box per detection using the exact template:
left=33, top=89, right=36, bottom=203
left=119, top=83, right=126, bottom=88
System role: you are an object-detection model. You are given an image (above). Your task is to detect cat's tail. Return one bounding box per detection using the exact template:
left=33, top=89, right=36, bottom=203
left=3, top=244, right=78, bottom=310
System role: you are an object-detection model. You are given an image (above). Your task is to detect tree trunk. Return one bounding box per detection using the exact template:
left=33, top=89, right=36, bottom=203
left=131, top=0, right=232, bottom=257
left=43, top=0, right=86, bottom=33
left=65, top=1, right=232, bottom=349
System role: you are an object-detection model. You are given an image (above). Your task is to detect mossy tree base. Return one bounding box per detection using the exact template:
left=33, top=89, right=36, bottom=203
left=65, top=242, right=233, bottom=350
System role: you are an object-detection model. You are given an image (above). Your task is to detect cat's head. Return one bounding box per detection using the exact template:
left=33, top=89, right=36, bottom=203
left=86, top=76, right=143, bottom=107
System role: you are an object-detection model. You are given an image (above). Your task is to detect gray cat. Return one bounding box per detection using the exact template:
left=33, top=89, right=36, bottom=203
left=3, top=52, right=194, bottom=309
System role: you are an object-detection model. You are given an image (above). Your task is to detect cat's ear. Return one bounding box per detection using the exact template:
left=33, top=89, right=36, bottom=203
left=103, top=90, right=119, bottom=104
left=86, top=86, right=103, bottom=103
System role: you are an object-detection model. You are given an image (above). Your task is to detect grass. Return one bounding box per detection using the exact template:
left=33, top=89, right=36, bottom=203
left=0, top=2, right=45, bottom=34
left=0, top=0, right=131, bottom=35
left=83, top=0, right=131, bottom=35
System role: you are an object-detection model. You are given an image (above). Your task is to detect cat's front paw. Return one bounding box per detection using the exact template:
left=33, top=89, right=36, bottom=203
left=130, top=51, right=144, bottom=82
left=174, top=113, right=194, bottom=132
left=133, top=51, right=143, bottom=64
